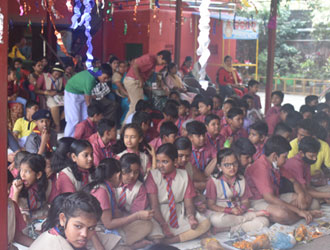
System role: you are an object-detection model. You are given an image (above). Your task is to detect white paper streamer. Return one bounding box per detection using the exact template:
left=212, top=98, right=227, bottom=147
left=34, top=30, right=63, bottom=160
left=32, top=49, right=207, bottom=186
left=196, top=0, right=211, bottom=85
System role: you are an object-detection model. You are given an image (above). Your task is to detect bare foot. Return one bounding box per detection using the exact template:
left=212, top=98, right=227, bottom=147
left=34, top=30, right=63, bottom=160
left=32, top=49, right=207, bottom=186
left=131, top=239, right=153, bottom=249
left=310, top=210, right=323, bottom=218
left=255, top=210, right=270, bottom=217
left=211, top=226, right=230, bottom=235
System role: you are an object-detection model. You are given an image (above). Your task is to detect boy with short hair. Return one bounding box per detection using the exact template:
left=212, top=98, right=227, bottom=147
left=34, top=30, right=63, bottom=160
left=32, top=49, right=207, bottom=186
left=283, top=136, right=330, bottom=202
left=74, top=102, right=103, bottom=140
left=245, top=135, right=317, bottom=225
left=89, top=118, right=117, bottom=166
left=220, top=99, right=237, bottom=127
left=299, top=105, right=315, bottom=120
left=212, top=94, right=224, bottom=118
left=316, top=103, right=330, bottom=116
left=265, top=91, right=284, bottom=135
left=287, top=119, right=330, bottom=177
left=150, top=121, right=178, bottom=150
left=25, top=109, right=57, bottom=154
left=305, top=95, right=318, bottom=108
left=273, top=122, right=292, bottom=141
left=249, top=121, right=268, bottom=161
left=205, top=114, right=224, bottom=157
left=186, top=121, right=214, bottom=174
left=220, top=107, right=248, bottom=144
left=132, top=111, right=157, bottom=142
left=246, top=79, right=261, bottom=110
left=157, top=103, right=179, bottom=133
left=232, top=138, right=256, bottom=171
left=280, top=104, right=295, bottom=123
left=196, top=97, right=213, bottom=122
left=13, top=100, right=39, bottom=147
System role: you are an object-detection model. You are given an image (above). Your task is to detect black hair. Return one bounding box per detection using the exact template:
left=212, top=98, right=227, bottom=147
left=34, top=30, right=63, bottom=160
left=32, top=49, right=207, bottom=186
left=18, top=154, right=48, bottom=204
left=313, top=111, right=330, bottom=127
left=191, top=94, right=204, bottom=108
left=205, top=114, right=220, bottom=125
left=147, top=244, right=180, bottom=250
left=87, top=101, right=103, bottom=117
left=299, top=104, right=315, bottom=115
left=163, top=103, right=178, bottom=119
left=8, top=170, right=14, bottom=184
left=271, top=91, right=284, bottom=101
left=165, top=99, right=180, bottom=107
left=160, top=121, right=178, bottom=139
left=97, top=119, right=116, bottom=137
left=120, top=153, right=143, bottom=182
left=68, top=140, right=95, bottom=182
left=297, top=119, right=315, bottom=135
left=213, top=148, right=240, bottom=179
left=84, top=158, right=121, bottom=193
left=109, top=56, right=119, bottom=64
left=44, top=151, right=53, bottom=160
left=42, top=192, right=72, bottom=232
left=285, top=111, right=303, bottom=129
left=60, top=191, right=102, bottom=229
left=186, top=120, right=207, bottom=135
left=237, top=99, right=249, bottom=111
left=305, top=95, right=318, bottom=105
left=132, top=111, right=151, bottom=126
left=51, top=137, right=76, bottom=174
left=26, top=100, right=39, bottom=109
left=325, top=92, right=330, bottom=102
left=247, top=79, right=260, bottom=88
left=264, top=135, right=291, bottom=156
left=314, top=123, right=328, bottom=141
left=280, top=104, right=295, bottom=113
left=13, top=58, right=23, bottom=64
left=242, top=94, right=254, bottom=101
left=274, top=122, right=292, bottom=136
left=157, top=50, right=172, bottom=64
left=223, top=99, right=237, bottom=108
left=174, top=137, right=192, bottom=151
left=213, top=94, right=223, bottom=103
left=227, top=107, right=243, bottom=119
left=135, top=100, right=150, bottom=112
left=179, top=100, right=190, bottom=109
left=299, top=136, right=320, bottom=154
left=8, top=66, right=16, bottom=74
left=99, top=64, right=112, bottom=77
left=184, top=56, right=192, bottom=62
left=224, top=55, right=232, bottom=62
left=198, top=97, right=213, bottom=110
left=232, top=138, right=256, bottom=156
left=112, top=123, right=150, bottom=154
left=14, top=151, right=30, bottom=169
left=169, top=91, right=181, bottom=100
left=316, top=103, right=330, bottom=113
left=156, top=143, right=178, bottom=161
left=249, top=121, right=268, bottom=137
left=167, top=62, right=176, bottom=72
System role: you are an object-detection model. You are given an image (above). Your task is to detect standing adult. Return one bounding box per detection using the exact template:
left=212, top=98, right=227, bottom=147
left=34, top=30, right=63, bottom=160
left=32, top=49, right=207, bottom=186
left=216, top=55, right=244, bottom=98
left=123, top=50, right=171, bottom=122
left=64, top=66, right=110, bottom=137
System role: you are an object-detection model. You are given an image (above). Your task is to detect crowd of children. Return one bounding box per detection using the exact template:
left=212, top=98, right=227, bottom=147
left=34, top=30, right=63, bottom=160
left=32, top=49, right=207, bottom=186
left=6, top=51, right=330, bottom=250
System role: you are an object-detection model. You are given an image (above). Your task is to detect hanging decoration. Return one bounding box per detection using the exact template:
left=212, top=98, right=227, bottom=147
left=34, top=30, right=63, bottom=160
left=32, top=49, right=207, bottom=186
left=35, top=0, right=40, bottom=12
left=190, top=17, right=192, bottom=33
left=106, top=1, right=113, bottom=21
left=17, top=0, right=24, bottom=16
left=233, top=13, right=237, bottom=29
left=218, top=10, right=221, bottom=22
left=41, top=0, right=46, bottom=10
left=0, top=9, right=4, bottom=44
left=41, top=19, right=44, bottom=34
left=133, top=5, right=137, bottom=21
left=66, top=0, right=73, bottom=12
left=71, top=0, right=82, bottom=29
left=155, top=0, right=160, bottom=8
left=159, top=21, right=162, bottom=35
left=27, top=19, right=32, bottom=32
left=241, top=0, right=251, bottom=8
left=124, top=20, right=127, bottom=35
left=196, top=0, right=210, bottom=87
left=212, top=20, right=216, bottom=35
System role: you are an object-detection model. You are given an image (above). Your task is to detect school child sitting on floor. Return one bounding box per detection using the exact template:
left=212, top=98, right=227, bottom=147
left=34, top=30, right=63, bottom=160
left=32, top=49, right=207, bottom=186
left=220, top=107, right=248, bottom=145
left=177, top=100, right=190, bottom=135
left=245, top=80, right=261, bottom=111
left=273, top=122, right=292, bottom=142
left=196, top=97, right=213, bottom=123
left=157, top=102, right=179, bottom=133
left=186, top=121, right=216, bottom=183
left=30, top=191, right=105, bottom=250
left=150, top=121, right=178, bottom=151
left=114, top=123, right=156, bottom=177
left=205, top=114, right=225, bottom=157
left=25, top=109, right=57, bottom=154
left=89, top=118, right=117, bottom=166
left=265, top=91, right=284, bottom=135
left=146, top=144, right=211, bottom=244
left=7, top=170, right=34, bottom=250
left=8, top=151, right=30, bottom=178
left=248, top=121, right=268, bottom=161
left=132, top=111, right=157, bottom=143
left=56, top=140, right=95, bottom=194
left=12, top=100, right=39, bottom=147
left=11, top=154, right=54, bottom=222
left=212, top=94, right=224, bottom=118
left=299, top=105, right=315, bottom=120
left=87, top=158, right=153, bottom=249
left=287, top=119, right=330, bottom=178
left=245, top=135, right=320, bottom=225
left=231, top=138, right=256, bottom=172
left=283, top=136, right=330, bottom=203
left=220, top=99, right=237, bottom=128
left=74, top=102, right=103, bottom=140
left=206, top=148, right=269, bottom=234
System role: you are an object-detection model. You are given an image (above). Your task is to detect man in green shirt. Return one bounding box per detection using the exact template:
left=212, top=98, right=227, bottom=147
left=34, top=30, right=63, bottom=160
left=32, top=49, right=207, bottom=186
left=64, top=67, right=109, bottom=137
